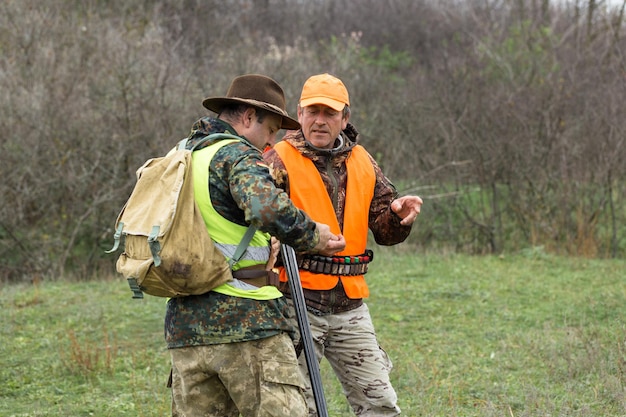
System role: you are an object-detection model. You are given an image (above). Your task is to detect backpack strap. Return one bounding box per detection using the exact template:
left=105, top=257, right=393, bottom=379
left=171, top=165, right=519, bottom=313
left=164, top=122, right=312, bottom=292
left=228, top=224, right=258, bottom=269
left=148, top=225, right=162, bottom=266
left=105, top=222, right=125, bottom=253
left=177, top=138, right=188, bottom=150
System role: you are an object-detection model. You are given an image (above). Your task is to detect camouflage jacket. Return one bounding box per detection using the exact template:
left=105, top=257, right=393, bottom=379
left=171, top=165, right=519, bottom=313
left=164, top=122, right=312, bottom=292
left=165, top=117, right=317, bottom=347
left=264, top=123, right=412, bottom=314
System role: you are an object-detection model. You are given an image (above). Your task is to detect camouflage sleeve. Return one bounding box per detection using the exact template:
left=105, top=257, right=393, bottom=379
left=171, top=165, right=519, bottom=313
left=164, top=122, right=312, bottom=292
left=367, top=152, right=413, bottom=245
left=223, top=143, right=319, bottom=252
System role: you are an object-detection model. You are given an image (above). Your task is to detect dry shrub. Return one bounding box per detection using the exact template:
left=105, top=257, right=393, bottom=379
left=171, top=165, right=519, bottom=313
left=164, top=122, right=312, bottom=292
left=60, top=327, right=117, bottom=377
left=1, top=0, right=624, bottom=283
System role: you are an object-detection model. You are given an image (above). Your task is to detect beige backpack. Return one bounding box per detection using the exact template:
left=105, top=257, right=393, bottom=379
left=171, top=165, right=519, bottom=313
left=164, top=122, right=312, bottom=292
left=107, top=134, right=255, bottom=298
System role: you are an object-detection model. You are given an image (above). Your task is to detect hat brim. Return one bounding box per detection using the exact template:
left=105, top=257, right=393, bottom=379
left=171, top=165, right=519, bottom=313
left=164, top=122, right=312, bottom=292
left=300, top=97, right=346, bottom=112
left=203, top=97, right=300, bottom=130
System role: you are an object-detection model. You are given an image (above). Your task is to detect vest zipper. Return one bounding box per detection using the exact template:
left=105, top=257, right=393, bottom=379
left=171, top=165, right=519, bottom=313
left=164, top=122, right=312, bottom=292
left=327, top=157, right=340, bottom=228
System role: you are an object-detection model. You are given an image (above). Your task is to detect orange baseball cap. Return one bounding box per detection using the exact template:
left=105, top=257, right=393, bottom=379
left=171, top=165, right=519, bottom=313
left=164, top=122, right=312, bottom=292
left=299, top=73, right=350, bottom=112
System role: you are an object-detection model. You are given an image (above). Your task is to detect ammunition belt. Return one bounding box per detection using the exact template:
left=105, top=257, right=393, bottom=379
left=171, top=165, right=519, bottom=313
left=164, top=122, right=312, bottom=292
left=297, top=249, right=374, bottom=276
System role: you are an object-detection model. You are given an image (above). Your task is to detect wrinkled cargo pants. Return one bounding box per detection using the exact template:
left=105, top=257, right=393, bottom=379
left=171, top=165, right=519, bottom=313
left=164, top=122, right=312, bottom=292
left=291, top=302, right=401, bottom=417
left=170, top=333, right=307, bottom=417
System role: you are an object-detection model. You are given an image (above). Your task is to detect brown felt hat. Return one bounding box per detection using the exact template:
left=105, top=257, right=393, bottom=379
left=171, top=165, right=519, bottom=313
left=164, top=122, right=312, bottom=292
left=202, top=74, right=300, bottom=130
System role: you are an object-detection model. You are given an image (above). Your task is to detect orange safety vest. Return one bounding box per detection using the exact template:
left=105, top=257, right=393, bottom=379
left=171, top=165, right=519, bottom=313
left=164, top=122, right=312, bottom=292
left=274, top=141, right=375, bottom=298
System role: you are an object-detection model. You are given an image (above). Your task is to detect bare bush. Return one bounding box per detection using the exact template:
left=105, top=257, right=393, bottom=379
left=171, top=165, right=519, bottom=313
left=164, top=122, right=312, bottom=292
left=0, top=0, right=624, bottom=282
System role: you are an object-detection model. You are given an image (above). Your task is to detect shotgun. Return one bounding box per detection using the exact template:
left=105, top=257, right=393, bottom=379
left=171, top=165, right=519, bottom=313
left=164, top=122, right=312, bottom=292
left=280, top=244, right=329, bottom=417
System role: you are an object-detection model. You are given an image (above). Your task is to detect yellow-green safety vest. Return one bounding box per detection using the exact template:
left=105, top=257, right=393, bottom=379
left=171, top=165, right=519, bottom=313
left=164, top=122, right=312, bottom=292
left=192, top=139, right=281, bottom=300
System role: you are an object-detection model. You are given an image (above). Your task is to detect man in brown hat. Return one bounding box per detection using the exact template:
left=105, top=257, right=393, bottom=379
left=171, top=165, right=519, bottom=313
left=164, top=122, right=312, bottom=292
left=264, top=73, right=423, bottom=416
left=165, top=74, right=346, bottom=417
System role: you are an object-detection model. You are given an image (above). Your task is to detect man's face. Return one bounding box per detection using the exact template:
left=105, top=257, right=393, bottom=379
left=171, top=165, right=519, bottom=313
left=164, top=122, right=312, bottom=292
left=298, top=104, right=349, bottom=149
left=244, top=112, right=282, bottom=151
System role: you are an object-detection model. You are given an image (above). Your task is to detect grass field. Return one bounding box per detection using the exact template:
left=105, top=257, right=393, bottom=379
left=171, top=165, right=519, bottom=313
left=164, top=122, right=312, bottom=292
left=2, top=248, right=625, bottom=416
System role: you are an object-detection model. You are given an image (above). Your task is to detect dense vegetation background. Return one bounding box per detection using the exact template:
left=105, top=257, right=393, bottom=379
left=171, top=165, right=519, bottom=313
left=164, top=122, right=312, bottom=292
left=1, top=0, right=625, bottom=282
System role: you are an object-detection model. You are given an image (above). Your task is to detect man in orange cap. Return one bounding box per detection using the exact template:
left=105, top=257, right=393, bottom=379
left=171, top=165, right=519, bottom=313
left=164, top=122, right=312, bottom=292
left=264, top=73, right=423, bottom=416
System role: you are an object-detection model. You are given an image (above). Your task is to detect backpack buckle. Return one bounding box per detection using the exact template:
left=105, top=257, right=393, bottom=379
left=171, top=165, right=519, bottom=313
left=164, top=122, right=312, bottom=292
left=127, top=278, right=144, bottom=299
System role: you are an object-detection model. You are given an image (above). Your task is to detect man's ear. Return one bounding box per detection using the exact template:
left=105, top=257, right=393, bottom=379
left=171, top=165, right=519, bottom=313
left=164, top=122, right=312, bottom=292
left=242, top=107, right=256, bottom=128
left=341, top=112, right=350, bottom=130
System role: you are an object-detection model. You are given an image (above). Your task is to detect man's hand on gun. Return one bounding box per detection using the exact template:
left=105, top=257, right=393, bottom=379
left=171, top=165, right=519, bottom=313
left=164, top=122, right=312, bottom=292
left=266, top=237, right=281, bottom=270
left=313, top=222, right=346, bottom=256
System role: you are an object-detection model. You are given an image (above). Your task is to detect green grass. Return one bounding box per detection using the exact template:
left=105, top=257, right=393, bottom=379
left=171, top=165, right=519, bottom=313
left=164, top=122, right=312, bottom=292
left=2, top=249, right=626, bottom=416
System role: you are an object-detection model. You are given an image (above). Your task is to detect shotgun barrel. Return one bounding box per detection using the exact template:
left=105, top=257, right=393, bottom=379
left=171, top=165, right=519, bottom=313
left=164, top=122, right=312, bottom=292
left=280, top=244, right=328, bottom=417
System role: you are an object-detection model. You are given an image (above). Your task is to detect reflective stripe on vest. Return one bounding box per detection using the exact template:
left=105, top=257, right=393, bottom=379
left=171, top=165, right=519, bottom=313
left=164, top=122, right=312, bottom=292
left=273, top=141, right=375, bottom=298
left=192, top=139, right=271, bottom=270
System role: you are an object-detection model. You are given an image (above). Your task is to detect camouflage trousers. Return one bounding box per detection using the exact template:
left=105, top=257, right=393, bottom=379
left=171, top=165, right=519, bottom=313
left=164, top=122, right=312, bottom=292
left=169, top=333, right=308, bottom=417
left=289, top=302, right=401, bottom=417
